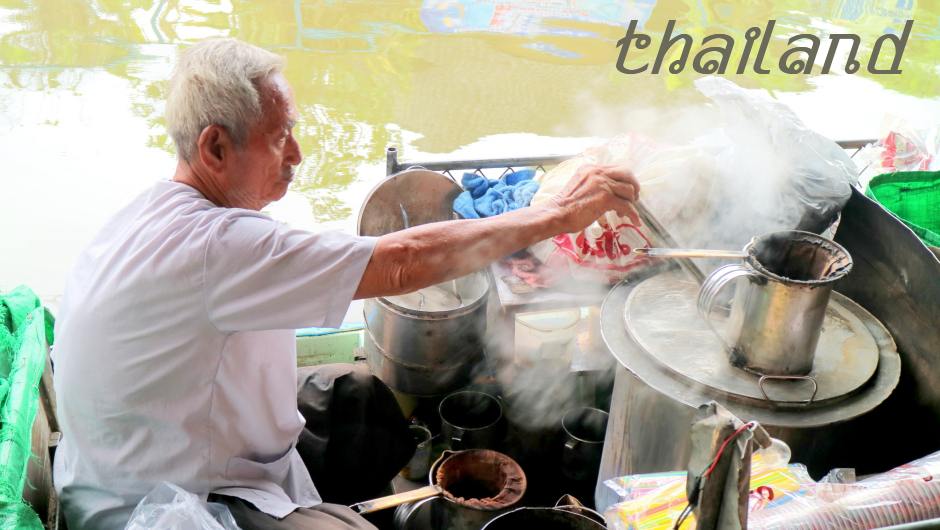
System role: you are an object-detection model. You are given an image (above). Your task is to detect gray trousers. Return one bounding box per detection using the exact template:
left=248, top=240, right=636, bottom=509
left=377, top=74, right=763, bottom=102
left=214, top=363, right=415, bottom=530
left=216, top=496, right=377, bottom=530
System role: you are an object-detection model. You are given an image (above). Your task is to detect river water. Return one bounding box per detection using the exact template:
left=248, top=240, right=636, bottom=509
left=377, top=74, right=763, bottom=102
left=1, top=0, right=939, bottom=306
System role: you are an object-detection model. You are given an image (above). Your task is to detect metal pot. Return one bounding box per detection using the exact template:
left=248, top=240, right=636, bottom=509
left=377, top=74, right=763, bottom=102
left=363, top=271, right=488, bottom=395
left=482, top=501, right=606, bottom=530
left=358, top=169, right=490, bottom=396
left=595, top=262, right=901, bottom=513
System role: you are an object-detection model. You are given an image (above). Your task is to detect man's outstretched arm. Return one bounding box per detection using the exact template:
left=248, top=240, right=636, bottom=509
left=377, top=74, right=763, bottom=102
left=353, top=164, right=640, bottom=300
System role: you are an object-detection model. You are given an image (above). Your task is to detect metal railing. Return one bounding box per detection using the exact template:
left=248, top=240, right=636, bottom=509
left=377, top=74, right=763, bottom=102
left=385, top=139, right=875, bottom=177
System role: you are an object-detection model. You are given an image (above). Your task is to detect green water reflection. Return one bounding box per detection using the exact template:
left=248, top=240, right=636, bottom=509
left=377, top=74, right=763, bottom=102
left=1, top=0, right=939, bottom=298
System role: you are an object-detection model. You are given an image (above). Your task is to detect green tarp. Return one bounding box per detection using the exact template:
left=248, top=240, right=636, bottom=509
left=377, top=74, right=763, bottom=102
left=867, top=171, right=940, bottom=247
left=0, top=286, right=53, bottom=530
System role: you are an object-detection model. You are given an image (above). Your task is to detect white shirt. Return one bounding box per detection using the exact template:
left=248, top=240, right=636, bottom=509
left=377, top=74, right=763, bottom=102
left=52, top=181, right=376, bottom=530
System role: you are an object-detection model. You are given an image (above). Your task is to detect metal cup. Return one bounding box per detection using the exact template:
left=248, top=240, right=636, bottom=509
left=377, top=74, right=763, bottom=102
left=561, top=407, right=608, bottom=482
left=697, top=230, right=853, bottom=377
left=439, top=390, right=504, bottom=450
left=400, top=424, right=433, bottom=481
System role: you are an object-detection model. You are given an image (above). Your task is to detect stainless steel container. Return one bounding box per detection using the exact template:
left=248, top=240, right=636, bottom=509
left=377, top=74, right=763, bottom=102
left=363, top=271, right=488, bottom=395
left=561, top=407, right=608, bottom=483
left=698, top=230, right=853, bottom=376
left=439, top=390, right=505, bottom=450
left=358, top=169, right=490, bottom=396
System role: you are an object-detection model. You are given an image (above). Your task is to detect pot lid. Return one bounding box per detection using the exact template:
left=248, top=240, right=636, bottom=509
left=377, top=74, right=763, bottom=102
left=357, top=168, right=462, bottom=237
left=623, top=271, right=878, bottom=404
left=600, top=267, right=900, bottom=427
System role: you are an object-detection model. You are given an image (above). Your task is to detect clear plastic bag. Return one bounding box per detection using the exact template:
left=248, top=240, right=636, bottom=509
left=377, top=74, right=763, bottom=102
left=603, top=441, right=808, bottom=530
left=855, top=116, right=940, bottom=187
left=124, top=482, right=240, bottom=530
left=750, top=450, right=940, bottom=529
left=530, top=77, right=858, bottom=283
left=688, top=77, right=857, bottom=249
left=529, top=133, right=717, bottom=283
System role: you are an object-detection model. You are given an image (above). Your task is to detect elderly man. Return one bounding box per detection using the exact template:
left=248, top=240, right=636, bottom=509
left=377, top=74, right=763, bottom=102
left=52, top=38, right=640, bottom=530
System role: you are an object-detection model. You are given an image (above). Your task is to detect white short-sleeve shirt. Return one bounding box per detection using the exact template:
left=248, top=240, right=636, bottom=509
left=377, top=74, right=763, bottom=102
left=52, top=180, right=376, bottom=530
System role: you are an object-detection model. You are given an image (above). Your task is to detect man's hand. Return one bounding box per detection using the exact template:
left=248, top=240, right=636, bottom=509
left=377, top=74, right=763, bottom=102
left=548, top=164, right=641, bottom=232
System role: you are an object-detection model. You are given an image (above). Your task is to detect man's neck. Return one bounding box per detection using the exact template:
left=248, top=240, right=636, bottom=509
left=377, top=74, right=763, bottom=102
left=172, top=159, right=228, bottom=207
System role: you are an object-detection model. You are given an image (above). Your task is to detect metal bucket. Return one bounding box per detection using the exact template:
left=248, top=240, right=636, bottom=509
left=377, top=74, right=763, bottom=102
left=698, top=230, right=853, bottom=376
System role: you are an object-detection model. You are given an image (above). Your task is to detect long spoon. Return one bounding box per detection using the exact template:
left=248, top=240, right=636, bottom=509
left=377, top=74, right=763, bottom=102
left=634, top=248, right=747, bottom=259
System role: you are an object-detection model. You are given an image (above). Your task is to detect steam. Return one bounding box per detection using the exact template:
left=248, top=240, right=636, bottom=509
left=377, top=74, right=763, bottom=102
left=486, top=77, right=857, bottom=431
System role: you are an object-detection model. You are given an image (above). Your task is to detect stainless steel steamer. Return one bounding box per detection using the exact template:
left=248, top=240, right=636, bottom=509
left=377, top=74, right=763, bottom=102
left=595, top=262, right=901, bottom=512
left=358, top=169, right=490, bottom=396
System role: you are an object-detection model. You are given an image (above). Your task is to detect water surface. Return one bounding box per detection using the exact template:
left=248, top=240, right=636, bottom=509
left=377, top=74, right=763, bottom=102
left=2, top=0, right=939, bottom=305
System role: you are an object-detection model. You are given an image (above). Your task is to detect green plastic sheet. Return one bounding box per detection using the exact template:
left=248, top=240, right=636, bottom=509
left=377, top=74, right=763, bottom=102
left=866, top=171, right=940, bottom=247
left=0, top=286, right=53, bottom=530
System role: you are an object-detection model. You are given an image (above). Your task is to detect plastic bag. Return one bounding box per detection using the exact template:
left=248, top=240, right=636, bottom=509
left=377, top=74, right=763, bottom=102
left=605, top=448, right=940, bottom=530
left=530, top=133, right=717, bottom=283
left=750, top=450, right=940, bottom=529
left=124, top=482, right=240, bottom=530
left=530, top=77, right=857, bottom=283
left=602, top=441, right=805, bottom=530
left=855, top=117, right=940, bottom=187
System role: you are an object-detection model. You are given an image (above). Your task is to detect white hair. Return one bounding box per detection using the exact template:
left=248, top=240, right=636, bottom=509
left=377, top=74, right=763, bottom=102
left=166, top=38, right=284, bottom=161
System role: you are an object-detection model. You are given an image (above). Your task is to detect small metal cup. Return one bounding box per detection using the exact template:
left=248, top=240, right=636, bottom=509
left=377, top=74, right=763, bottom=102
left=400, top=424, right=433, bottom=481
left=561, top=407, right=608, bottom=482
left=439, top=390, right=504, bottom=451
left=698, top=230, right=852, bottom=376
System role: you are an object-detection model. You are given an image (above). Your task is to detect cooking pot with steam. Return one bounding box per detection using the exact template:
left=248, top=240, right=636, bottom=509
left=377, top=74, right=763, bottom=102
left=595, top=224, right=903, bottom=512
left=358, top=169, right=490, bottom=396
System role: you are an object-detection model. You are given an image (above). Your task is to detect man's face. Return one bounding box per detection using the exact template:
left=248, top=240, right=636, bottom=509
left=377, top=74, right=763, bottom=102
left=226, top=73, right=302, bottom=210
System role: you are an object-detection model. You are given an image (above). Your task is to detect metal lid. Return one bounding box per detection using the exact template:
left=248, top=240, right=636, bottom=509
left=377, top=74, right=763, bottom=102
left=623, top=271, right=878, bottom=404
left=357, top=168, right=462, bottom=237
left=600, top=268, right=900, bottom=427
left=357, top=168, right=490, bottom=313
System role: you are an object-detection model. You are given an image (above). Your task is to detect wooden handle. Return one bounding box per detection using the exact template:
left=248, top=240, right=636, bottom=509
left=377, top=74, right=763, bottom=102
left=349, top=485, right=442, bottom=514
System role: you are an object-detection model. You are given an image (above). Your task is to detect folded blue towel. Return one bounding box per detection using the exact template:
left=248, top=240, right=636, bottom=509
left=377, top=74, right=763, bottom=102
left=453, top=169, right=539, bottom=219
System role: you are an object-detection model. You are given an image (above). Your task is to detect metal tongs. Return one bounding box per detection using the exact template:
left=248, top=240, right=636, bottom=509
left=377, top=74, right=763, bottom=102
left=634, top=248, right=747, bottom=259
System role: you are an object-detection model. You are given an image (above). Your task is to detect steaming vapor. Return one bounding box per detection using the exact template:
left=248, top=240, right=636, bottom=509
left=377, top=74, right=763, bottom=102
left=487, top=77, right=857, bottom=432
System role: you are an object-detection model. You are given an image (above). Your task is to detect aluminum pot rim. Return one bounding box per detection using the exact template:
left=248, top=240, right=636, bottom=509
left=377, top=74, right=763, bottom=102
left=370, top=270, right=489, bottom=319
left=481, top=506, right=607, bottom=529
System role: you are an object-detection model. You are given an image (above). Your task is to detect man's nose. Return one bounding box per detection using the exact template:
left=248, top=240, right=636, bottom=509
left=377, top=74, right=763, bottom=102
left=286, top=134, right=302, bottom=166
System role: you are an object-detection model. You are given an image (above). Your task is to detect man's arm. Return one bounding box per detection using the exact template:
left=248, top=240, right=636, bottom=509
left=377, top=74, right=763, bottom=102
left=353, top=164, right=640, bottom=300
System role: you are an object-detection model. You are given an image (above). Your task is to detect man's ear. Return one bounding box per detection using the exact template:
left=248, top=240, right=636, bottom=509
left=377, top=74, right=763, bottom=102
left=196, top=125, right=232, bottom=173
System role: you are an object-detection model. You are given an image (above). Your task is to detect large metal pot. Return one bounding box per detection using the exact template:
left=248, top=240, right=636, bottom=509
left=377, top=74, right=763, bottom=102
left=595, top=214, right=904, bottom=513
left=358, top=169, right=490, bottom=395
left=363, top=270, right=488, bottom=395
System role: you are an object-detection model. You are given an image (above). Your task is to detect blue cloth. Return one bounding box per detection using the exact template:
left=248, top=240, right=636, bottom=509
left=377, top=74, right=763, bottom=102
left=453, top=168, right=539, bottom=219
